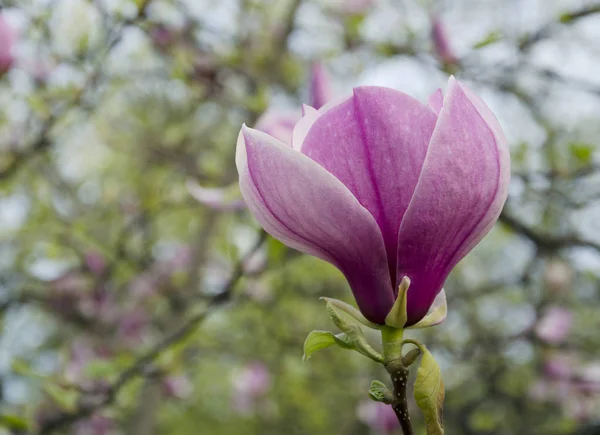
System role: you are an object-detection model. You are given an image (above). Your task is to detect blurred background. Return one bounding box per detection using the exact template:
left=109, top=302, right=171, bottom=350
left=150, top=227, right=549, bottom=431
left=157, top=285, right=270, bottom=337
left=0, top=0, right=599, bottom=434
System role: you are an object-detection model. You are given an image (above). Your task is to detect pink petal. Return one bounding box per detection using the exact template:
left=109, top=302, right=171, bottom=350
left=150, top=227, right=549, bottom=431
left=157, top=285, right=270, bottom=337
left=301, top=87, right=438, bottom=285
left=186, top=179, right=246, bottom=211
left=428, top=88, right=443, bottom=115
left=0, top=14, right=14, bottom=74
left=309, top=62, right=333, bottom=110
left=535, top=307, right=573, bottom=345
left=397, top=77, right=510, bottom=325
left=431, top=16, right=458, bottom=64
left=292, top=105, right=320, bottom=150
left=237, top=126, right=394, bottom=323
left=254, top=110, right=300, bottom=144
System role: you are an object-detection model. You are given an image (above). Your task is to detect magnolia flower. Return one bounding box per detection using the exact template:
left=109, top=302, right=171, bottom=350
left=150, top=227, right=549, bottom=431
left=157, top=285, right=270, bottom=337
left=431, top=15, right=458, bottom=65
left=84, top=251, right=106, bottom=276
left=535, top=306, right=573, bottom=345
left=236, top=77, right=510, bottom=326
left=162, top=374, right=194, bottom=400
left=231, top=362, right=271, bottom=414
left=357, top=401, right=399, bottom=434
left=0, top=14, right=14, bottom=75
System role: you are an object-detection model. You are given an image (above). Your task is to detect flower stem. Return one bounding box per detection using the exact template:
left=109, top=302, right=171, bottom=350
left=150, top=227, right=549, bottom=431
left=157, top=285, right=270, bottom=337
left=385, top=358, right=414, bottom=435
left=381, top=327, right=414, bottom=435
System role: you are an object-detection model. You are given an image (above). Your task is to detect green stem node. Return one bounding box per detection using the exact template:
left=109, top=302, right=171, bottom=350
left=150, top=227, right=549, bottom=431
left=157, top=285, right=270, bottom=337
left=381, top=326, right=404, bottom=364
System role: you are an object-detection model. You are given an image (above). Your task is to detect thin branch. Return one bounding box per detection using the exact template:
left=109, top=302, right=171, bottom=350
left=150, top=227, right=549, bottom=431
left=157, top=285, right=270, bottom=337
left=499, top=211, right=600, bottom=252
left=519, top=3, right=600, bottom=52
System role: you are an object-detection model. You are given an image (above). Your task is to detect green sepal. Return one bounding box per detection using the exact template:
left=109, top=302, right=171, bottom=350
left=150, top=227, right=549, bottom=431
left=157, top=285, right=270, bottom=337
left=325, top=301, right=384, bottom=363
left=412, top=345, right=445, bottom=435
left=406, top=290, right=447, bottom=330
left=368, top=380, right=393, bottom=404
left=302, top=330, right=352, bottom=362
left=320, top=297, right=381, bottom=330
left=384, top=276, right=410, bottom=329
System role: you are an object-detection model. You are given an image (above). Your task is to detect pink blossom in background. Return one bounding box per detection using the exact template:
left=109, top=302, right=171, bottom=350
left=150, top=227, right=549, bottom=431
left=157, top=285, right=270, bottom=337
left=535, top=306, right=573, bottom=345
left=0, top=13, right=14, bottom=75
left=84, top=251, right=106, bottom=276
left=531, top=353, right=600, bottom=423
left=128, top=246, right=192, bottom=298
left=64, top=339, right=112, bottom=393
left=544, top=354, right=575, bottom=380
left=256, top=62, right=332, bottom=144
left=17, top=54, right=57, bottom=82
left=78, top=288, right=118, bottom=325
left=237, top=77, right=509, bottom=326
left=254, top=110, right=300, bottom=144
left=231, top=362, right=271, bottom=414
left=117, top=309, right=151, bottom=345
left=64, top=339, right=97, bottom=384
left=129, top=273, right=157, bottom=299
left=189, top=63, right=333, bottom=210
left=51, top=273, right=88, bottom=294
left=243, top=280, right=273, bottom=303
left=157, top=244, right=192, bottom=276
left=150, top=24, right=175, bottom=50
left=357, top=401, right=399, bottom=434
left=331, top=0, right=375, bottom=15
left=543, top=259, right=574, bottom=294
left=74, top=414, right=116, bottom=435
left=431, top=15, right=458, bottom=65
left=50, top=273, right=121, bottom=326
left=162, top=374, right=194, bottom=400
left=186, top=180, right=246, bottom=211
left=242, top=248, right=267, bottom=275
left=309, top=62, right=333, bottom=111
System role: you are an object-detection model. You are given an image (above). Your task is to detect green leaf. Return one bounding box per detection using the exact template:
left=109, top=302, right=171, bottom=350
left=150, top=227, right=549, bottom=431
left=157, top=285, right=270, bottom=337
left=44, top=384, right=79, bottom=412
left=84, top=359, right=118, bottom=379
left=302, top=330, right=352, bottom=362
left=0, top=414, right=29, bottom=431
left=368, top=380, right=392, bottom=404
left=559, top=12, right=574, bottom=23
left=473, top=31, right=502, bottom=49
left=569, top=142, right=595, bottom=165
left=11, top=359, right=46, bottom=380
left=413, top=346, right=445, bottom=435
